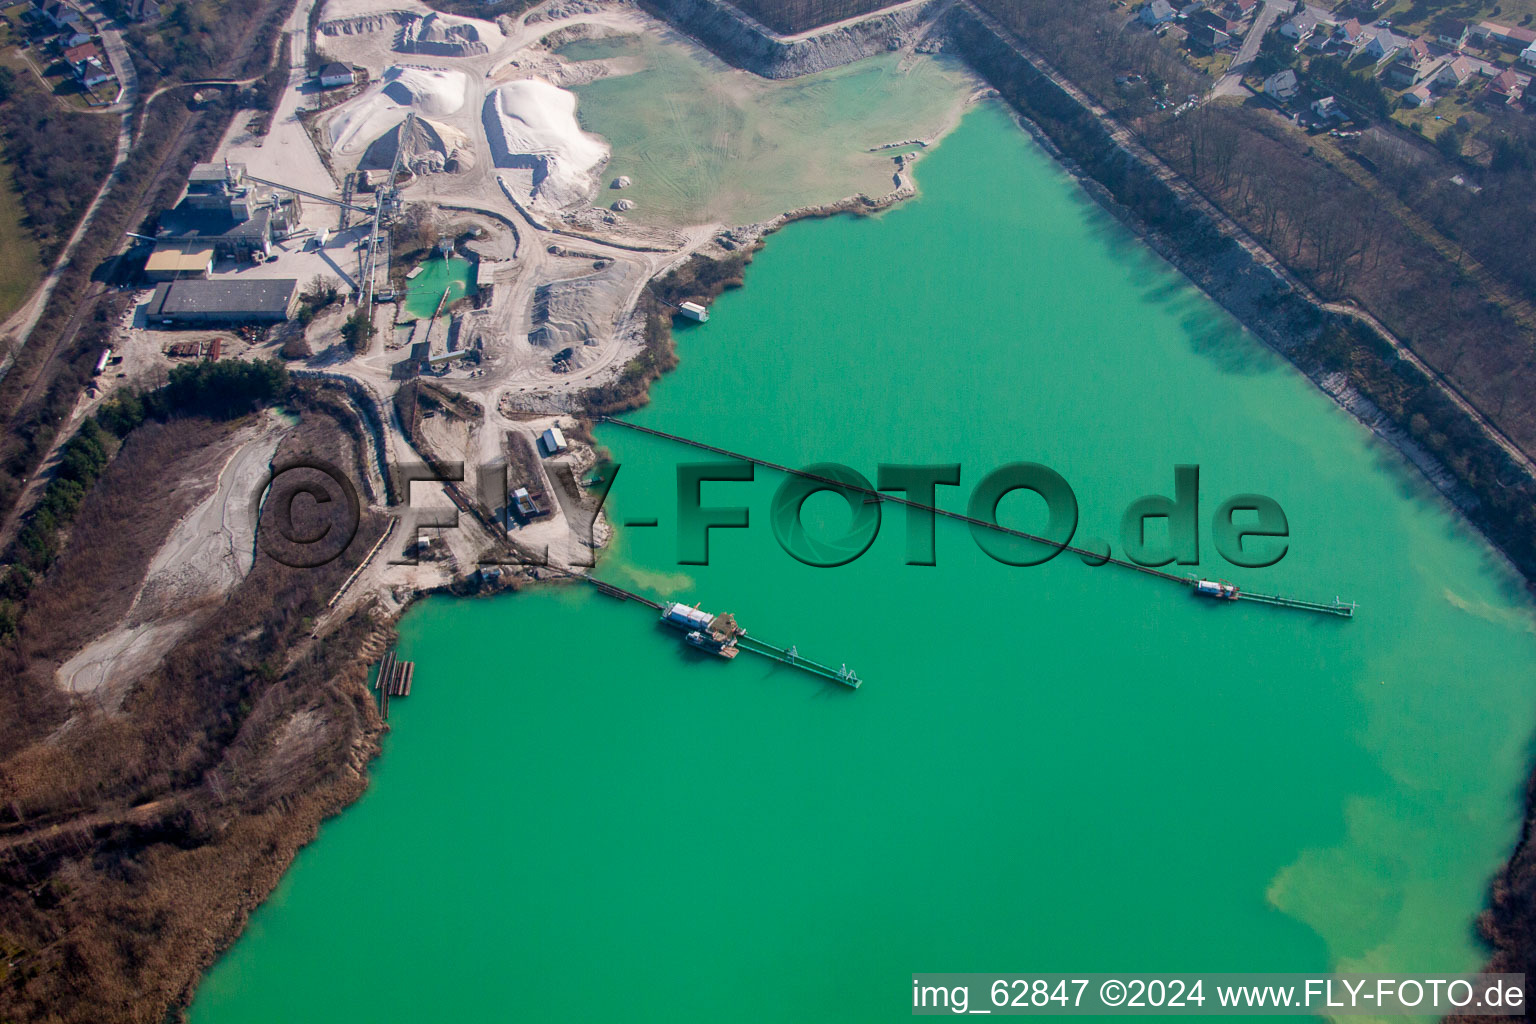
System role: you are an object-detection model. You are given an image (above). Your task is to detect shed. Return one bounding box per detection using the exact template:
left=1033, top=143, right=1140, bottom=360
left=540, top=426, right=567, bottom=456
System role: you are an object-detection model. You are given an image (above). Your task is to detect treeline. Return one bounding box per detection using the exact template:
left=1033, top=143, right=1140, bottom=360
left=1301, top=320, right=1536, bottom=580
left=971, top=0, right=1536, bottom=456
left=126, top=0, right=276, bottom=82
left=0, top=68, right=119, bottom=264
left=1308, top=56, right=1390, bottom=119
left=0, top=405, right=387, bottom=1023
left=420, top=0, right=539, bottom=16
left=0, top=420, right=115, bottom=637
left=1357, top=108, right=1536, bottom=318
left=1151, top=103, right=1536, bottom=449
left=726, top=0, right=899, bottom=34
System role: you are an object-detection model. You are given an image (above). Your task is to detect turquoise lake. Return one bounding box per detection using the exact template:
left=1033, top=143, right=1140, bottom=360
left=188, top=102, right=1536, bottom=1021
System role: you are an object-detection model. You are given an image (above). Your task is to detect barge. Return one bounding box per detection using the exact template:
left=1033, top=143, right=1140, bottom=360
left=662, top=602, right=742, bottom=660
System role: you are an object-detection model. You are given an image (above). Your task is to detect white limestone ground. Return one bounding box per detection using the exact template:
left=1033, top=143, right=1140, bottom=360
left=484, top=77, right=609, bottom=208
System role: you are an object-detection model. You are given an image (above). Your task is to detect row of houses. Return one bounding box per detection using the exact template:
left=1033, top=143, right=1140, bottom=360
left=1263, top=2, right=1535, bottom=114
left=1280, top=7, right=1536, bottom=66
left=1140, top=0, right=1262, bottom=50
left=27, top=0, right=114, bottom=90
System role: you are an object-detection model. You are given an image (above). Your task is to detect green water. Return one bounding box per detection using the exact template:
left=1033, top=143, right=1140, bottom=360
left=554, top=35, right=643, bottom=62
left=564, top=34, right=975, bottom=225
left=402, top=256, right=475, bottom=321
left=189, top=104, right=1536, bottom=1021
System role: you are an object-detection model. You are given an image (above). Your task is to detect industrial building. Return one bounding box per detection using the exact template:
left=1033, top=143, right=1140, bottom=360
left=145, top=278, right=300, bottom=325
left=143, top=242, right=214, bottom=282
left=154, top=162, right=302, bottom=261
left=540, top=426, right=568, bottom=455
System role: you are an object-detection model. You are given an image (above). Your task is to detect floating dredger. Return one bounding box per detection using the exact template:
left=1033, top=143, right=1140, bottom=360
left=660, top=602, right=742, bottom=660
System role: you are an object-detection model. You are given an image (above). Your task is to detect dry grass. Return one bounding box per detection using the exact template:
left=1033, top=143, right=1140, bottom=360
left=0, top=140, right=41, bottom=324
left=0, top=408, right=390, bottom=1024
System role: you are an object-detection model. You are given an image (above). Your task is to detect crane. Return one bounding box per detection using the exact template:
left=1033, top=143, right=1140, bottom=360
left=360, top=111, right=415, bottom=312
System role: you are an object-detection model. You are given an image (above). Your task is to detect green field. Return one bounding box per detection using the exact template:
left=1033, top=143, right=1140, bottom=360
left=1376, top=0, right=1536, bottom=34
left=0, top=140, right=44, bottom=324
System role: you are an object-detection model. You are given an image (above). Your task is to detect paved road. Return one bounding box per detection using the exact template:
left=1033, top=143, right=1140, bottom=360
left=1212, top=0, right=1280, bottom=98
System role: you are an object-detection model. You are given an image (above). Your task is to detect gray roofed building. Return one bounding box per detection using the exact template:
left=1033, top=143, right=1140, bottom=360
left=188, top=162, right=241, bottom=184
left=145, top=278, right=300, bottom=324
left=319, top=62, right=354, bottom=88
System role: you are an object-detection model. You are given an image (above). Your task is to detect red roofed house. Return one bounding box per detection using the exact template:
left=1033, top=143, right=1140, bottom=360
left=1485, top=68, right=1526, bottom=105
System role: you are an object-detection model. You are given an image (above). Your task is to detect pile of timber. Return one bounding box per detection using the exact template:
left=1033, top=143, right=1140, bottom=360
left=375, top=651, right=414, bottom=697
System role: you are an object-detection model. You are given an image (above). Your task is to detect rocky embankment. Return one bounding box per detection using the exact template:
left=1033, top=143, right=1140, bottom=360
left=640, top=0, right=948, bottom=78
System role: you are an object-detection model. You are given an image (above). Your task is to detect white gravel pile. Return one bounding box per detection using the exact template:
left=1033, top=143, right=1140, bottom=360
left=484, top=78, right=608, bottom=208
left=327, top=66, right=468, bottom=158
left=399, top=11, right=506, bottom=56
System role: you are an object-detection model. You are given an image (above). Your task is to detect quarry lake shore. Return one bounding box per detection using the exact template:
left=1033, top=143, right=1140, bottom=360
left=186, top=102, right=1536, bottom=1021
left=16, top=0, right=1536, bottom=1018
left=199, top=47, right=1536, bottom=1024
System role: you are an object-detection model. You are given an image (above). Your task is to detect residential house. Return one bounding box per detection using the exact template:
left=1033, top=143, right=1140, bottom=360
left=318, top=62, right=354, bottom=88
left=1312, top=94, right=1343, bottom=119
left=1335, top=18, right=1369, bottom=47
left=1523, top=41, right=1536, bottom=68
left=1385, top=54, right=1434, bottom=88
left=126, top=0, right=160, bottom=20
left=56, top=27, right=90, bottom=47
left=1357, top=28, right=1410, bottom=62
left=1429, top=16, right=1468, bottom=49
left=1263, top=67, right=1300, bottom=100
left=1401, top=83, right=1435, bottom=106
left=76, top=56, right=110, bottom=88
left=35, top=0, right=82, bottom=29
left=1509, top=26, right=1536, bottom=50
left=1140, top=0, right=1176, bottom=27
left=1484, top=68, right=1527, bottom=105
left=1192, top=8, right=1237, bottom=33
left=1281, top=6, right=1334, bottom=41
left=1432, top=54, right=1488, bottom=90
left=62, top=41, right=100, bottom=66
left=1189, top=23, right=1230, bottom=49
left=1223, top=0, right=1257, bottom=16
left=1473, top=21, right=1536, bottom=51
